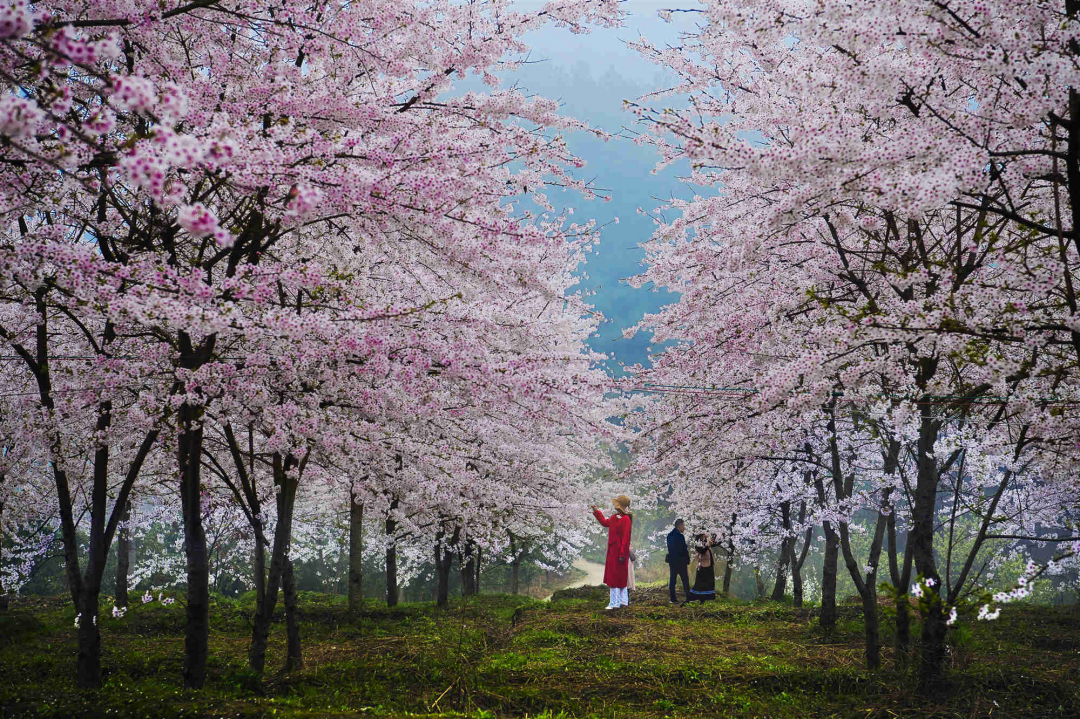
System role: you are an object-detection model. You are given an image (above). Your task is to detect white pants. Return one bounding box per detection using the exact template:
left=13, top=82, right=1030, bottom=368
left=608, top=587, right=628, bottom=607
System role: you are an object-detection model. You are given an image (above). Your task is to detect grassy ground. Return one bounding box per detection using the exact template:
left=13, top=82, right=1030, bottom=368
left=1, top=583, right=1078, bottom=718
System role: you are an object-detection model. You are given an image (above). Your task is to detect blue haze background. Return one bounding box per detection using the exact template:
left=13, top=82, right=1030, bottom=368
left=499, top=2, right=700, bottom=375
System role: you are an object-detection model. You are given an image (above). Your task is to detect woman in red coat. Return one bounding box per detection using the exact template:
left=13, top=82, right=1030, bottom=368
left=591, top=494, right=633, bottom=610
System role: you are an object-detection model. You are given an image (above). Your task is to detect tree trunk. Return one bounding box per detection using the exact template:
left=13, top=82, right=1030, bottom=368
left=722, top=543, right=733, bottom=595
left=348, top=492, right=364, bottom=614
left=253, top=536, right=267, bottom=614
left=771, top=500, right=792, bottom=601
left=76, top=401, right=112, bottom=688
left=911, top=413, right=946, bottom=688
left=828, top=407, right=890, bottom=671
left=115, top=501, right=131, bottom=608
left=813, top=463, right=839, bottom=630
left=282, top=558, right=303, bottom=672
left=460, top=540, right=476, bottom=596
left=885, top=507, right=911, bottom=669
left=770, top=544, right=790, bottom=601
left=385, top=499, right=399, bottom=607
left=836, top=512, right=888, bottom=671
left=819, top=525, right=838, bottom=630
left=754, top=566, right=766, bottom=599
left=474, top=546, right=482, bottom=595
left=0, top=496, right=7, bottom=613
left=178, top=400, right=211, bottom=689
left=509, top=534, right=521, bottom=595
left=435, top=530, right=457, bottom=608
left=792, top=512, right=813, bottom=609
left=75, top=584, right=102, bottom=688
left=249, top=453, right=301, bottom=674
left=790, top=545, right=804, bottom=608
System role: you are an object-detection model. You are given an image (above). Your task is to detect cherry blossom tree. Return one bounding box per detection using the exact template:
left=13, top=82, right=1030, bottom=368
left=0, top=0, right=624, bottom=690
left=626, top=0, right=1080, bottom=685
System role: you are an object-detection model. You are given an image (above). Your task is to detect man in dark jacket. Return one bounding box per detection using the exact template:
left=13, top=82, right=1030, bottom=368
left=666, top=519, right=691, bottom=604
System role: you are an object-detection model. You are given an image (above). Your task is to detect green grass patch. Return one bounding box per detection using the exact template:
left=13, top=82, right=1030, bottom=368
left=1, top=587, right=1078, bottom=717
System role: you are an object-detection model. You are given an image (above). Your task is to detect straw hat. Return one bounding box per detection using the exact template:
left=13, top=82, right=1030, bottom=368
left=612, top=495, right=631, bottom=512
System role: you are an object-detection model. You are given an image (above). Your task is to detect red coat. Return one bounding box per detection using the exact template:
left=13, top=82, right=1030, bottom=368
left=593, top=509, right=632, bottom=588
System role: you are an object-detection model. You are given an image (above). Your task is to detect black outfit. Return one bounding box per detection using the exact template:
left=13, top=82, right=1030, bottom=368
left=686, top=547, right=716, bottom=605
left=666, top=528, right=691, bottom=603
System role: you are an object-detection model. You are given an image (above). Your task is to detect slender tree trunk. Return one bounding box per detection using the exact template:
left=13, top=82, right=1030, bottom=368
left=912, top=413, right=946, bottom=688
left=282, top=558, right=303, bottom=672
left=819, top=526, right=838, bottom=629
left=348, top=492, right=364, bottom=614
left=474, top=546, right=482, bottom=595
left=75, top=583, right=102, bottom=688
left=77, top=435, right=107, bottom=686
left=815, top=467, right=839, bottom=631
left=249, top=453, right=300, bottom=674
left=836, top=512, right=888, bottom=671
left=460, top=540, right=476, bottom=596
left=385, top=499, right=399, bottom=607
left=722, top=543, right=733, bottom=595
left=791, top=543, right=804, bottom=608
left=0, top=496, right=7, bottom=613
left=792, top=511, right=813, bottom=609
left=435, top=530, right=456, bottom=608
left=115, top=501, right=131, bottom=608
left=771, top=500, right=792, bottom=601
left=76, top=401, right=112, bottom=688
left=879, top=435, right=913, bottom=668
left=175, top=330, right=216, bottom=690
left=510, top=535, right=521, bottom=595
left=178, top=400, right=211, bottom=689
left=888, top=508, right=913, bottom=668
left=754, top=566, right=766, bottom=599
left=828, top=407, right=890, bottom=671
left=253, top=536, right=267, bottom=613
left=770, top=543, right=790, bottom=601
left=436, top=546, right=452, bottom=607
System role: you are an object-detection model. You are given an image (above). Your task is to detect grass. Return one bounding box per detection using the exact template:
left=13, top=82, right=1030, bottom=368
left=1, top=585, right=1078, bottom=718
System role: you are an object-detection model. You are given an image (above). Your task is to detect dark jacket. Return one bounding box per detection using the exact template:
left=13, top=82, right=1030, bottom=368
left=666, top=528, right=690, bottom=567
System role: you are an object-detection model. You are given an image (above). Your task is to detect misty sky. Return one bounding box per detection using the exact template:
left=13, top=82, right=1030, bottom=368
left=499, top=2, right=701, bottom=374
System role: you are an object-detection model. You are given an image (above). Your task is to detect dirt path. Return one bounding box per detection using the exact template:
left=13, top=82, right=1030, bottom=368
left=542, top=557, right=606, bottom=601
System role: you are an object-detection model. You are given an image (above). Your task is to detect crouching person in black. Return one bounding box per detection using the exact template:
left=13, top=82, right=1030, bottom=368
left=666, top=519, right=691, bottom=604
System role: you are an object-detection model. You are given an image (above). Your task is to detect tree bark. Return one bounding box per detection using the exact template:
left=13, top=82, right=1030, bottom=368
left=819, top=527, right=839, bottom=630
left=791, top=500, right=813, bottom=609
left=888, top=508, right=914, bottom=668
left=812, top=457, right=839, bottom=631
left=178, top=399, right=210, bottom=689
left=115, top=501, right=131, bottom=607
left=753, top=566, right=766, bottom=599
left=510, top=534, right=521, bottom=595
left=474, top=546, right=482, bottom=595
left=74, top=400, right=114, bottom=688
left=282, top=558, right=303, bottom=672
left=0, top=495, right=7, bottom=613
left=722, top=542, right=734, bottom=596
left=176, top=330, right=216, bottom=690
left=828, top=406, right=890, bottom=670
left=911, top=412, right=946, bottom=688
left=460, top=539, right=476, bottom=596
left=435, top=527, right=459, bottom=608
left=221, top=423, right=267, bottom=631
left=385, top=499, right=399, bottom=607
left=254, top=538, right=266, bottom=613
left=348, top=491, right=364, bottom=614
left=249, top=452, right=300, bottom=674
left=837, top=512, right=888, bottom=670
left=771, top=500, right=792, bottom=601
